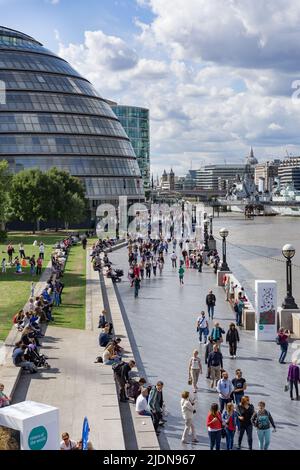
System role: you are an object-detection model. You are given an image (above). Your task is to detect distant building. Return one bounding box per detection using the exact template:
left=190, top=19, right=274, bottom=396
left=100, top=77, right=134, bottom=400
left=255, top=160, right=281, bottom=192
left=160, top=168, right=176, bottom=191
left=196, top=164, right=249, bottom=190
left=246, top=147, right=258, bottom=166
left=111, top=105, right=150, bottom=189
left=183, top=170, right=197, bottom=190
left=278, top=157, right=300, bottom=190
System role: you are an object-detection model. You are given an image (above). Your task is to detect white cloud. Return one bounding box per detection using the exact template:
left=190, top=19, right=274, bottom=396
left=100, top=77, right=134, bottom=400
left=57, top=2, right=300, bottom=176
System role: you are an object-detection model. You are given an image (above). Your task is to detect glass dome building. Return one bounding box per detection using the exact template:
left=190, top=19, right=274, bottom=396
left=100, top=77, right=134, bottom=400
left=0, top=26, right=144, bottom=214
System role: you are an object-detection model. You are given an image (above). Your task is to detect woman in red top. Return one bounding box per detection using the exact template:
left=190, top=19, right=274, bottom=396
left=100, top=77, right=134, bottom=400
left=206, top=402, right=222, bottom=450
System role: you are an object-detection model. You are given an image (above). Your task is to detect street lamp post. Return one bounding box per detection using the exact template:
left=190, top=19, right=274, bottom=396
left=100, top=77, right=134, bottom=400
left=219, top=227, right=230, bottom=271
left=282, top=244, right=298, bottom=309
left=209, top=213, right=214, bottom=240
left=203, top=219, right=210, bottom=252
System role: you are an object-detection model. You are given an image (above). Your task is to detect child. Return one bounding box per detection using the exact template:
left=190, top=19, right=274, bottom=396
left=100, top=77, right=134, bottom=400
left=1, top=258, right=6, bottom=273
left=179, top=265, right=185, bottom=285
left=0, top=383, right=11, bottom=407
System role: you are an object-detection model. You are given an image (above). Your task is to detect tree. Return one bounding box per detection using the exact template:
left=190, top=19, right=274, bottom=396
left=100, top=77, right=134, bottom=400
left=0, top=160, right=11, bottom=231
left=10, top=168, right=53, bottom=232
left=46, top=167, right=87, bottom=229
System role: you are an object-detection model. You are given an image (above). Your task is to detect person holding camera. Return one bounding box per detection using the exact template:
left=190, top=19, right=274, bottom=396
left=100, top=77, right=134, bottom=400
left=181, top=391, right=198, bottom=444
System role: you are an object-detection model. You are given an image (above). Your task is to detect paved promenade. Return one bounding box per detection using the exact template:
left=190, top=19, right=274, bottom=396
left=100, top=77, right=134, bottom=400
left=109, top=246, right=300, bottom=450
left=12, top=248, right=125, bottom=450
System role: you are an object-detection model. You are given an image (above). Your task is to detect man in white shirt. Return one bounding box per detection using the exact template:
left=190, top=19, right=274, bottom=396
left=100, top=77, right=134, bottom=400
left=171, top=251, right=177, bottom=268
left=136, top=388, right=151, bottom=416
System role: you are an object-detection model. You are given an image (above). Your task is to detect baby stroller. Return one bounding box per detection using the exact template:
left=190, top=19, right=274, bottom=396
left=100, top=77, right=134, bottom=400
left=27, top=346, right=51, bottom=369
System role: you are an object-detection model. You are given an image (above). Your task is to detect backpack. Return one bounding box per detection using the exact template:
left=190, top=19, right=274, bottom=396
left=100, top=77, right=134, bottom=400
left=112, top=361, right=125, bottom=374
left=234, top=303, right=239, bottom=313
left=275, top=336, right=281, bottom=345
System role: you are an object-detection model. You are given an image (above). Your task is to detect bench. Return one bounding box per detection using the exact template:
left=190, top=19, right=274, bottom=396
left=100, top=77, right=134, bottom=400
left=103, top=273, right=160, bottom=450
left=86, top=247, right=125, bottom=450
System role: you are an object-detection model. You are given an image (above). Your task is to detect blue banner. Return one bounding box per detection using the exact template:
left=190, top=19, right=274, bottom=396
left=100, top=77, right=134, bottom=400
left=82, top=416, right=90, bottom=451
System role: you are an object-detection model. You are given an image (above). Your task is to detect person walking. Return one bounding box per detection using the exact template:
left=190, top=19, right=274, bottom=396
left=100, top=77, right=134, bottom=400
left=287, top=360, right=300, bottom=400
left=197, top=311, right=209, bottom=344
left=206, top=290, right=216, bottom=320
left=206, top=403, right=222, bottom=450
left=29, top=255, right=36, bottom=276
left=188, top=350, right=202, bottom=393
left=236, top=396, right=254, bottom=450
left=152, top=257, right=157, bottom=276
left=148, top=381, right=165, bottom=436
left=216, top=371, right=233, bottom=412
left=39, top=242, right=45, bottom=260
left=171, top=251, right=177, bottom=268
left=251, top=401, right=276, bottom=450
left=276, top=328, right=290, bottom=364
left=234, top=294, right=244, bottom=326
left=211, top=322, right=225, bottom=349
left=19, top=243, right=26, bottom=259
left=226, top=323, right=240, bottom=358
left=181, top=391, right=198, bottom=444
left=222, top=402, right=239, bottom=450
left=178, top=265, right=185, bottom=285
left=207, top=344, right=223, bottom=389
left=232, top=369, right=247, bottom=405
left=36, top=256, right=43, bottom=276
left=134, top=276, right=141, bottom=298
left=205, top=336, right=214, bottom=379
left=197, top=253, right=203, bottom=273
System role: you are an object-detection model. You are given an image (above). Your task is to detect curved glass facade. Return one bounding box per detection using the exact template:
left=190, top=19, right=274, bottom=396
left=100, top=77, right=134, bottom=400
left=111, top=105, right=150, bottom=189
left=0, top=26, right=144, bottom=205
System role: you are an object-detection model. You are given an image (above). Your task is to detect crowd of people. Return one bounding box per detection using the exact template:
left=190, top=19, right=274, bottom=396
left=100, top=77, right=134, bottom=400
left=111, top=235, right=299, bottom=450
left=9, top=237, right=70, bottom=375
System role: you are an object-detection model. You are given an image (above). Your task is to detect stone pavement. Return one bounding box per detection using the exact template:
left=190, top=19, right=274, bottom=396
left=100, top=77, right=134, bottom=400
left=12, top=249, right=125, bottom=450
left=109, top=246, right=300, bottom=450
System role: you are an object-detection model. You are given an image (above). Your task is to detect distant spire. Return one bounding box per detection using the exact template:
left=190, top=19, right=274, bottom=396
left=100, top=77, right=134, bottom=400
left=250, top=147, right=254, bottom=158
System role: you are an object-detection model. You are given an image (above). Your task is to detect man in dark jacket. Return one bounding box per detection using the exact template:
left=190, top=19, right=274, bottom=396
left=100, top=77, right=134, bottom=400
left=205, top=336, right=214, bottom=379
left=114, top=360, right=136, bottom=402
left=206, top=290, right=216, bottom=319
left=226, top=323, right=240, bottom=358
left=207, top=345, right=223, bottom=388
left=148, top=381, right=165, bottom=435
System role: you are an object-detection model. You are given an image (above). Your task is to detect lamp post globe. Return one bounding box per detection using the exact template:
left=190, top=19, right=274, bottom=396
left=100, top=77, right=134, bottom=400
left=282, top=244, right=295, bottom=259
left=282, top=244, right=298, bottom=309
left=219, top=227, right=230, bottom=271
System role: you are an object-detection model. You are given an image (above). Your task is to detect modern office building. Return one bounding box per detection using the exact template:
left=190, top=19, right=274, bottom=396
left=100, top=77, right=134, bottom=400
left=111, top=105, right=150, bottom=190
left=183, top=170, right=197, bottom=190
left=196, top=164, right=248, bottom=190
left=278, top=157, right=300, bottom=190
left=0, top=26, right=144, bottom=216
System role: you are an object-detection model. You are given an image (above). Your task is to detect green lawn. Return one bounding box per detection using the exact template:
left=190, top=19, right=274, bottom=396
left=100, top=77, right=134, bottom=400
left=52, top=244, right=86, bottom=330
left=0, top=232, right=63, bottom=340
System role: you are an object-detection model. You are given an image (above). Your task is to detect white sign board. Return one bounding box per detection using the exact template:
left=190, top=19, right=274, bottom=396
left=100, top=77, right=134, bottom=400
left=255, top=280, right=277, bottom=341
left=0, top=401, right=59, bottom=450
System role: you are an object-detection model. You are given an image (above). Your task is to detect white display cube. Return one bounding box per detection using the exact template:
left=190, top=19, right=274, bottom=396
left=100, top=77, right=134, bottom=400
left=0, top=401, right=59, bottom=450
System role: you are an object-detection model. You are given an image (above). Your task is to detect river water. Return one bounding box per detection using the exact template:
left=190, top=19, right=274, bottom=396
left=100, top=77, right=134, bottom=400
left=213, top=213, right=300, bottom=307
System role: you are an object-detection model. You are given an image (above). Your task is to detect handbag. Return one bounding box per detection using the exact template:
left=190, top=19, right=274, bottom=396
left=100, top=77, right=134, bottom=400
left=284, top=382, right=290, bottom=392
left=188, top=378, right=192, bottom=385
left=217, top=415, right=226, bottom=438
